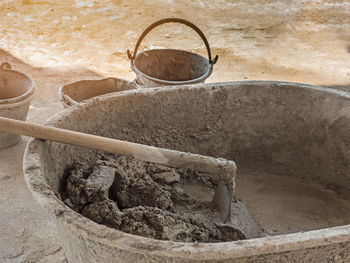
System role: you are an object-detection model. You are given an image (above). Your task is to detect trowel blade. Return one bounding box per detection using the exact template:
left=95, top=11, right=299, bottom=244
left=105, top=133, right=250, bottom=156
left=212, top=182, right=232, bottom=223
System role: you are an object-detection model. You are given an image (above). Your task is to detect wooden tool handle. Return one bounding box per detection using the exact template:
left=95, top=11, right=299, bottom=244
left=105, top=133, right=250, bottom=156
left=0, top=117, right=235, bottom=178
left=1, top=116, right=235, bottom=222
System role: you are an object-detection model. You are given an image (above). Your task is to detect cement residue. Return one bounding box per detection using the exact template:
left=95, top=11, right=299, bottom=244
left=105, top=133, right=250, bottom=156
left=236, top=169, right=350, bottom=236
left=60, top=153, right=263, bottom=243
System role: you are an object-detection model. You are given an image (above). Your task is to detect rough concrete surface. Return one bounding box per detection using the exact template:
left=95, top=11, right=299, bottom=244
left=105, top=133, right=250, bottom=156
left=1, top=0, right=350, bottom=262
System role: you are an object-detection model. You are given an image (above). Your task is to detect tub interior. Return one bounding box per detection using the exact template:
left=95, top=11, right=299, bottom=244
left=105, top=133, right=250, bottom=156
left=0, top=70, right=31, bottom=100
left=38, top=82, right=350, bottom=236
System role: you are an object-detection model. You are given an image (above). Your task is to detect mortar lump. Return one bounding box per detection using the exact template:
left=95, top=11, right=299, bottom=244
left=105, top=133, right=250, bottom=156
left=60, top=153, right=245, bottom=243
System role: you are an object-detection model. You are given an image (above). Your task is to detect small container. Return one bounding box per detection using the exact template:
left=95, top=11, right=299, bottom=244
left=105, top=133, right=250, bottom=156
left=58, top=77, right=134, bottom=108
left=0, top=62, right=35, bottom=148
left=127, top=18, right=218, bottom=88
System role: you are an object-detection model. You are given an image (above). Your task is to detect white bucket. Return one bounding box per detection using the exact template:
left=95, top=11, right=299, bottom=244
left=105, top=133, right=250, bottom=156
left=0, top=62, right=35, bottom=148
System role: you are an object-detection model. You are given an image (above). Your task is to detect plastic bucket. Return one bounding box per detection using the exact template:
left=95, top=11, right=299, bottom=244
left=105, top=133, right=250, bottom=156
left=0, top=62, right=35, bottom=148
left=127, top=18, right=218, bottom=88
left=58, top=77, right=134, bottom=108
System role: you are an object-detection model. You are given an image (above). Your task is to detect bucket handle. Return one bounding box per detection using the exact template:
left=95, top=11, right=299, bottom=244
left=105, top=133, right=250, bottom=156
left=127, top=18, right=218, bottom=65
left=0, top=62, right=12, bottom=70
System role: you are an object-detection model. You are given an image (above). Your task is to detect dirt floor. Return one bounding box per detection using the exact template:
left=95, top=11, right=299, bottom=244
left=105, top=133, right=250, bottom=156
left=1, top=0, right=350, bottom=262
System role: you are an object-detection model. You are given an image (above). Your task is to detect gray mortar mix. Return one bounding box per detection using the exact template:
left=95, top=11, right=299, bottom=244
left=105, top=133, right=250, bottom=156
left=59, top=153, right=265, bottom=243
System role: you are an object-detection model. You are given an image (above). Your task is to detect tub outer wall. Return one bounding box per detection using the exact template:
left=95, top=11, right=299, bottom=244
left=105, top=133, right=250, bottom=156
left=24, top=81, right=350, bottom=262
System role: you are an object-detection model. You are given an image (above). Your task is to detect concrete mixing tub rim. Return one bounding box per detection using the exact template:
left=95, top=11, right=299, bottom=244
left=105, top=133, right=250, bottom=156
left=23, top=81, right=350, bottom=261
left=0, top=68, right=35, bottom=106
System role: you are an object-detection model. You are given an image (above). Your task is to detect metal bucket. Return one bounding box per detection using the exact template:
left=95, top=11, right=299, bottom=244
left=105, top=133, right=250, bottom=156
left=0, top=62, right=34, bottom=148
left=127, top=18, right=218, bottom=88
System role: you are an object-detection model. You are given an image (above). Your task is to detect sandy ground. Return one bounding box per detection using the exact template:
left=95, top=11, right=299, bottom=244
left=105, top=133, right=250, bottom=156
left=1, top=0, right=350, bottom=262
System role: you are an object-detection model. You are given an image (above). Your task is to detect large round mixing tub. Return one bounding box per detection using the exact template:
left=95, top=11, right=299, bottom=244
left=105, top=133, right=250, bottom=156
left=24, top=81, right=350, bottom=262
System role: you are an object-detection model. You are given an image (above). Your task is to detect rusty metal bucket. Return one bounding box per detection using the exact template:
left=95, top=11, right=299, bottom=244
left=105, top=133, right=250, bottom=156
left=127, top=18, right=218, bottom=88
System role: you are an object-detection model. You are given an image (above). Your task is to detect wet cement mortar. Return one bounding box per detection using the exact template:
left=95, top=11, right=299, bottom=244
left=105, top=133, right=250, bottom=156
left=59, top=153, right=264, bottom=243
